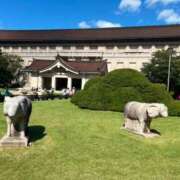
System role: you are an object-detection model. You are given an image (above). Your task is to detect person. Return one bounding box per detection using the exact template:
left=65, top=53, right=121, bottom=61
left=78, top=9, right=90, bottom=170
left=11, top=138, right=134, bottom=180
left=72, top=87, right=76, bottom=95
left=69, top=87, right=76, bottom=96
left=62, top=88, right=70, bottom=99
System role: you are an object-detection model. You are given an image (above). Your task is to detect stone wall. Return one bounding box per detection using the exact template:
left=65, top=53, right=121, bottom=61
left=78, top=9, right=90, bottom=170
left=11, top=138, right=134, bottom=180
left=1, top=43, right=180, bottom=72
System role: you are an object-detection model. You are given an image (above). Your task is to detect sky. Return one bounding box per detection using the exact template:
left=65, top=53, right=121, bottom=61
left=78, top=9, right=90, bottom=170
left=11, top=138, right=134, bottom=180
left=0, top=0, right=180, bottom=30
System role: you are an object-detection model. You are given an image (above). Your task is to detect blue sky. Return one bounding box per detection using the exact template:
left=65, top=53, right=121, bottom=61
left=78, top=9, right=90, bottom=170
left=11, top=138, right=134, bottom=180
left=0, top=0, right=180, bottom=29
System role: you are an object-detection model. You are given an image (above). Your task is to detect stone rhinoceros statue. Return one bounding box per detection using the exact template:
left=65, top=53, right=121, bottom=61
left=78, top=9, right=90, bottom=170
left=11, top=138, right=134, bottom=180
left=3, top=96, right=32, bottom=139
left=123, top=101, right=168, bottom=137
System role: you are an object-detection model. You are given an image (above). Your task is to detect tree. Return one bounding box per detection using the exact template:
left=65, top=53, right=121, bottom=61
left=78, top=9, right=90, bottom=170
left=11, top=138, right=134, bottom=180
left=142, top=49, right=180, bottom=96
left=0, top=50, right=23, bottom=87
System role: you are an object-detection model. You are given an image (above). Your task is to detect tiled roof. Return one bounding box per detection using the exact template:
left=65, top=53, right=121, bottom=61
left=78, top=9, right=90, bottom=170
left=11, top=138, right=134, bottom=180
left=0, top=25, right=180, bottom=43
left=25, top=58, right=107, bottom=75
left=25, top=60, right=53, bottom=71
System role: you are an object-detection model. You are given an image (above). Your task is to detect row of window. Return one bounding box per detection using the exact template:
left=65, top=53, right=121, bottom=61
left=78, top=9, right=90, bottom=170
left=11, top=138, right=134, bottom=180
left=108, top=62, right=148, bottom=65
left=1, top=45, right=179, bottom=51
left=108, top=62, right=136, bottom=64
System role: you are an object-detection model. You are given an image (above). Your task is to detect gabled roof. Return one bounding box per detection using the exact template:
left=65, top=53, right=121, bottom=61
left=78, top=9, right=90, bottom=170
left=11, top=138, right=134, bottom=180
left=25, top=57, right=107, bottom=75
left=1, top=25, right=180, bottom=43
left=25, top=60, right=53, bottom=71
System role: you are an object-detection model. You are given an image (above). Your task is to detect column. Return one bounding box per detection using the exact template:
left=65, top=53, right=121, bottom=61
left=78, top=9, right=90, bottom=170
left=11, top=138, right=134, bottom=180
left=81, top=78, right=88, bottom=90
left=52, top=76, right=56, bottom=90
left=38, top=76, right=43, bottom=89
left=67, top=77, right=72, bottom=89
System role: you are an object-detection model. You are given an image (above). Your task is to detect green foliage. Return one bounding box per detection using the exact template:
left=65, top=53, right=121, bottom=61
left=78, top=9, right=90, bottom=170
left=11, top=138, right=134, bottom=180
left=84, top=76, right=103, bottom=90
left=142, top=49, right=180, bottom=95
left=168, top=101, right=180, bottom=116
left=71, top=69, right=180, bottom=116
left=0, top=50, right=23, bottom=88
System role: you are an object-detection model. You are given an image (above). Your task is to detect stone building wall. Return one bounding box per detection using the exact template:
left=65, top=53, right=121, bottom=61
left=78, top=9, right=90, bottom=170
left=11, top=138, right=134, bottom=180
left=1, top=43, right=180, bottom=72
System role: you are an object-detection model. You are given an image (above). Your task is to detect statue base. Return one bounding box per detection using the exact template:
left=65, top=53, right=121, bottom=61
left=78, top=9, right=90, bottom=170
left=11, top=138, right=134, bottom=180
left=122, top=118, right=160, bottom=138
left=0, top=136, right=28, bottom=147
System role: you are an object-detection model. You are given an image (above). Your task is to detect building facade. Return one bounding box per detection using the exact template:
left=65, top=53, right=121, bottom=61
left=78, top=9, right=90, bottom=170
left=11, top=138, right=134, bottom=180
left=0, top=25, right=180, bottom=90
left=24, top=55, right=107, bottom=90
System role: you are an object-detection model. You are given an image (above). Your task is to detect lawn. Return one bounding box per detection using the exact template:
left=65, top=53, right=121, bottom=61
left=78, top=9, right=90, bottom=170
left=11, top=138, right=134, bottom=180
left=0, top=100, right=180, bottom=180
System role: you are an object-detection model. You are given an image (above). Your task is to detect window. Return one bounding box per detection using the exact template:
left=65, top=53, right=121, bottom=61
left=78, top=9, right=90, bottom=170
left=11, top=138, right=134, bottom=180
left=89, top=45, right=98, bottom=50
left=63, top=45, right=71, bottom=50
left=21, top=46, right=27, bottom=51
left=156, top=45, right=164, bottom=50
left=12, top=46, right=19, bottom=50
left=118, top=45, right=125, bottom=50
left=40, top=46, right=47, bottom=50
left=76, top=45, right=84, bottom=50
left=4, top=46, right=10, bottom=50
left=117, top=62, right=124, bottom=64
left=30, top=46, right=37, bottom=50
left=129, top=45, right=138, bottom=50
left=143, top=45, right=151, bottom=49
left=106, top=45, right=114, bottom=50
left=107, top=62, right=112, bottom=64
left=49, top=46, right=56, bottom=50
left=169, top=45, right=178, bottom=49
left=129, top=62, right=136, bottom=64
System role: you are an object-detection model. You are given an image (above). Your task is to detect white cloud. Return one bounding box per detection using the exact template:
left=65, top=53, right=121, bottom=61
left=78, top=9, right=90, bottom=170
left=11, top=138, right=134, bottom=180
left=158, top=9, right=180, bottom=24
left=78, top=20, right=121, bottom=29
left=146, top=0, right=180, bottom=6
left=96, top=20, right=121, bottom=28
left=78, top=21, right=91, bottom=29
left=119, top=0, right=142, bottom=11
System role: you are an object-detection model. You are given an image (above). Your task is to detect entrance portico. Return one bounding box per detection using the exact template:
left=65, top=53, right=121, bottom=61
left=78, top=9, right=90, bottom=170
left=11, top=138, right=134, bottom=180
left=24, top=55, right=107, bottom=91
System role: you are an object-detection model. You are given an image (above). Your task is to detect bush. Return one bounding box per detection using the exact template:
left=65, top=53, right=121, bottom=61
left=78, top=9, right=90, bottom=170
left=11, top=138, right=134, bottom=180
left=84, top=76, right=103, bottom=90
left=71, top=69, right=180, bottom=116
left=168, top=101, right=180, bottom=116
left=0, top=94, right=4, bottom=102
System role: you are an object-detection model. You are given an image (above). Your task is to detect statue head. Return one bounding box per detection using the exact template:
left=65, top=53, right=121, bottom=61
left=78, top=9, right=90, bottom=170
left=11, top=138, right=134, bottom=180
left=147, top=103, right=168, bottom=118
left=4, top=96, right=20, bottom=117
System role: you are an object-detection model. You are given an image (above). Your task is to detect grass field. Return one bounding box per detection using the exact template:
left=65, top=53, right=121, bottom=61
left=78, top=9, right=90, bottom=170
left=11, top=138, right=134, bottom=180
left=0, top=100, right=180, bottom=180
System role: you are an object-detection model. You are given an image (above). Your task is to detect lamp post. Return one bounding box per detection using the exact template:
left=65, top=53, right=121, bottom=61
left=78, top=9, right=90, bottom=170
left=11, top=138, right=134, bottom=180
left=167, top=47, right=173, bottom=92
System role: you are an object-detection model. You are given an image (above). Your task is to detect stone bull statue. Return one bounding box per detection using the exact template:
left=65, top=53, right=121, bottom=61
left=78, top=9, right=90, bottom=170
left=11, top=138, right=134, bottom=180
left=3, top=96, right=32, bottom=139
left=123, top=101, right=168, bottom=137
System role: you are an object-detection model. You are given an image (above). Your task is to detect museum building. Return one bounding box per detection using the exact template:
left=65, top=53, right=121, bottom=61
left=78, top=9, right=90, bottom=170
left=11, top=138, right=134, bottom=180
left=0, top=25, right=180, bottom=90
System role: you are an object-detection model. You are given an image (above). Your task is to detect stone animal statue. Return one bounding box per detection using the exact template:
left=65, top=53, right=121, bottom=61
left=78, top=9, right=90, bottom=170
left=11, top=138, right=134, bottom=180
left=123, top=101, right=168, bottom=135
left=3, top=96, right=32, bottom=138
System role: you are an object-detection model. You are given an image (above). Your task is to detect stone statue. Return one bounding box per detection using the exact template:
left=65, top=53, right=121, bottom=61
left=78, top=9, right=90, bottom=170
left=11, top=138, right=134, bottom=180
left=123, top=101, right=168, bottom=137
left=0, top=96, right=32, bottom=147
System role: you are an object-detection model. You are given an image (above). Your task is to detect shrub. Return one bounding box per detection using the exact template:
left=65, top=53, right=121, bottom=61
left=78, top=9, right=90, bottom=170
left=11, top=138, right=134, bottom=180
left=84, top=76, right=103, bottom=90
left=71, top=69, right=180, bottom=116
left=168, top=101, right=180, bottom=116
left=0, top=93, right=4, bottom=102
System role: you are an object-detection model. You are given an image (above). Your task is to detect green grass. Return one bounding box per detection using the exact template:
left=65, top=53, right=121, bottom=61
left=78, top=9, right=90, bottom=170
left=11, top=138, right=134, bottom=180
left=0, top=100, right=180, bottom=180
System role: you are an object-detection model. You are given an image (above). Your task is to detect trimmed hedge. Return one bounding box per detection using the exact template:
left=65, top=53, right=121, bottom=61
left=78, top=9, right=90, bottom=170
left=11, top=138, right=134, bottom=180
left=71, top=69, right=180, bottom=116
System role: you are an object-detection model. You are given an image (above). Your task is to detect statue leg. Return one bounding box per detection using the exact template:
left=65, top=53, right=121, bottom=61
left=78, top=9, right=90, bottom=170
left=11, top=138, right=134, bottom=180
left=123, top=117, right=128, bottom=127
left=19, top=121, right=25, bottom=138
left=146, top=119, right=151, bottom=133
left=10, top=123, right=16, bottom=136
left=139, top=119, right=145, bottom=134
left=6, top=116, right=11, bottom=137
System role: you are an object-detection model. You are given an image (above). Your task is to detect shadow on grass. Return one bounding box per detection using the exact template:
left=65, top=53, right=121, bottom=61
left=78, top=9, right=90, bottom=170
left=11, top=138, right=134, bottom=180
left=28, top=125, right=46, bottom=142
left=151, top=129, right=161, bottom=135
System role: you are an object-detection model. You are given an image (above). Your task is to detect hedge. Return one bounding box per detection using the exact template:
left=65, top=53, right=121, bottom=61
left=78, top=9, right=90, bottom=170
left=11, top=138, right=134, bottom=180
left=71, top=69, right=180, bottom=116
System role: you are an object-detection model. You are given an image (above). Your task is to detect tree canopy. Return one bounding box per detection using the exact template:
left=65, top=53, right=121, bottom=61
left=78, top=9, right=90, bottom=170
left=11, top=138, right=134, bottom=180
left=142, top=49, right=180, bottom=96
left=0, top=50, right=23, bottom=88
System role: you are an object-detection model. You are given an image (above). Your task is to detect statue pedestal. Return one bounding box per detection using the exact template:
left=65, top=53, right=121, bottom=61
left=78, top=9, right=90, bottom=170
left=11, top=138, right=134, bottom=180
left=124, top=118, right=141, bottom=133
left=0, top=136, right=28, bottom=147
left=123, top=118, right=160, bottom=138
